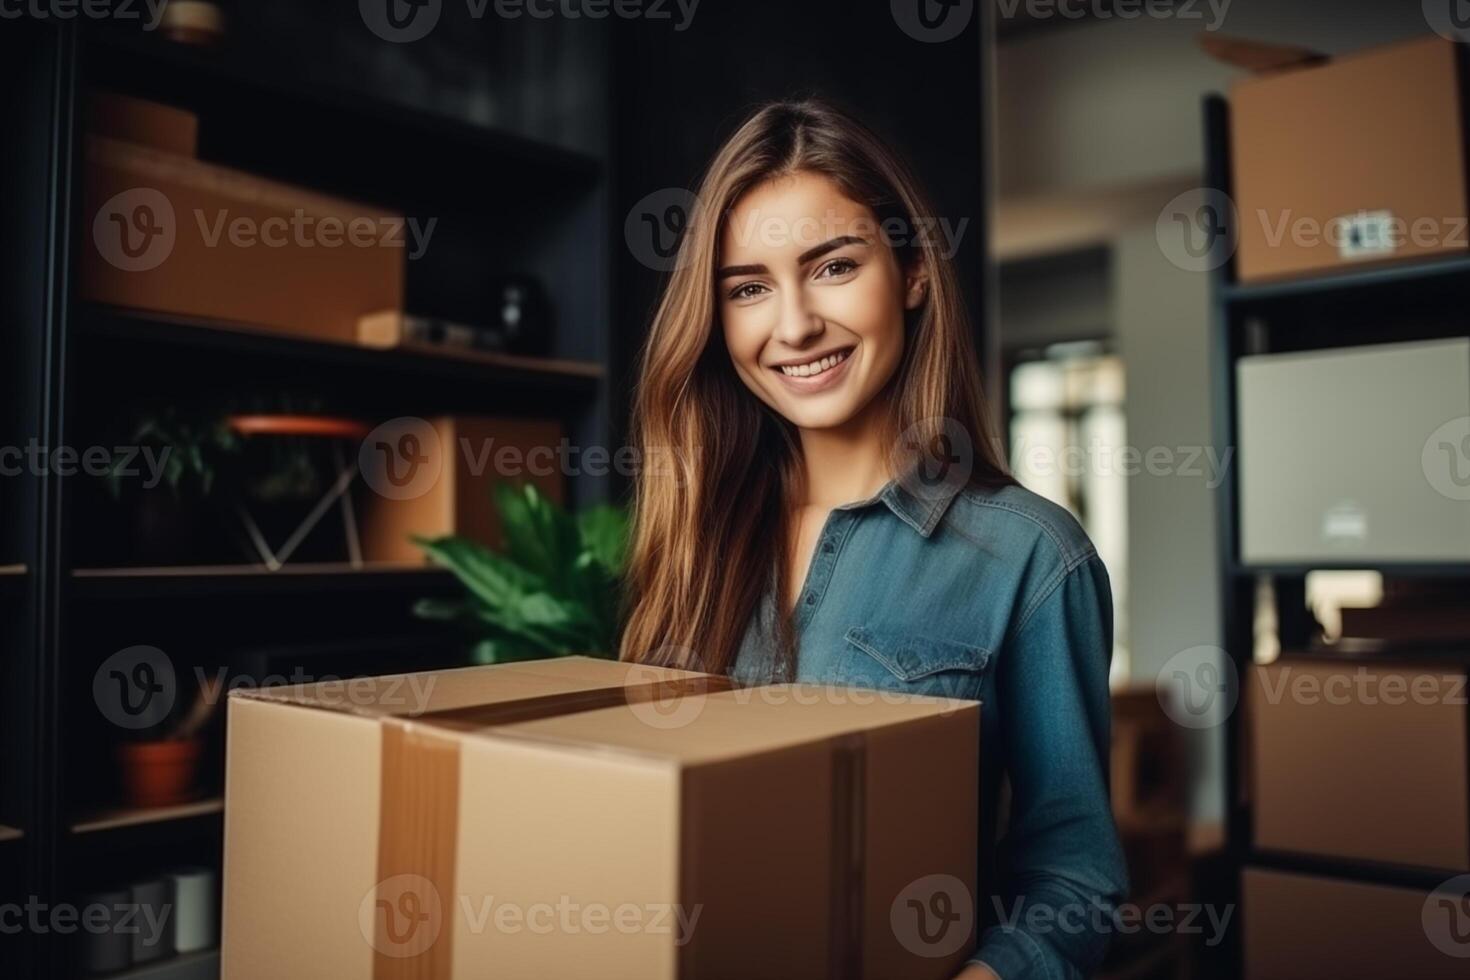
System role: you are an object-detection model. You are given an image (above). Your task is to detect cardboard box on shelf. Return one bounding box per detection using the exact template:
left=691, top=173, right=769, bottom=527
left=357, top=415, right=566, bottom=564
left=1230, top=36, right=1468, bottom=282
left=1250, top=658, right=1470, bottom=871
left=87, top=91, right=199, bottom=156
left=222, top=656, right=980, bottom=980
left=1244, top=868, right=1466, bottom=979
left=80, top=136, right=404, bottom=343
left=1235, top=338, right=1470, bottom=564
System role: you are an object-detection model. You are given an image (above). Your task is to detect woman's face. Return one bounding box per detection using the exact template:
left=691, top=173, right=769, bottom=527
left=717, top=172, right=926, bottom=431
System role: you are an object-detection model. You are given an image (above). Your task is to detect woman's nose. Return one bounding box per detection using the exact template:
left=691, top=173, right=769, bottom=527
left=773, top=291, right=825, bottom=347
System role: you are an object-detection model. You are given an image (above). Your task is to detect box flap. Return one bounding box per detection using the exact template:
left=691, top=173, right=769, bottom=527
left=228, top=656, right=710, bottom=720
left=484, top=684, right=979, bottom=766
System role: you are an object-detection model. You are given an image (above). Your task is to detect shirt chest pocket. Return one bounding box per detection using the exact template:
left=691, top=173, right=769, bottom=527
left=838, top=626, right=992, bottom=701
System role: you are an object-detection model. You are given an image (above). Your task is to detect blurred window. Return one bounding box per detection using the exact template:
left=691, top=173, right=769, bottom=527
left=1008, top=344, right=1129, bottom=686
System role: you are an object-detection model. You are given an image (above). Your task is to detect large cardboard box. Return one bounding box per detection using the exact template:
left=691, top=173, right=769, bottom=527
left=1250, top=658, right=1470, bottom=870
left=357, top=415, right=566, bottom=563
left=1231, top=37, right=1468, bottom=282
left=80, top=136, right=404, bottom=342
left=1244, top=868, right=1468, bottom=979
left=222, top=658, right=980, bottom=979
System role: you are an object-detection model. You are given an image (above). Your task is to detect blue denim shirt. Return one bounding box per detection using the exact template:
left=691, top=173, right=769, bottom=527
left=729, top=477, right=1128, bottom=980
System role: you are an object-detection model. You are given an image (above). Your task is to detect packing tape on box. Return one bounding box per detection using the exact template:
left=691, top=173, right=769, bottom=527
left=368, top=674, right=735, bottom=979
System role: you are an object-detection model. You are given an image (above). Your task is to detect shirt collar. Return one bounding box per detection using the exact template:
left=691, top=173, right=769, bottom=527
left=834, top=472, right=964, bottom=538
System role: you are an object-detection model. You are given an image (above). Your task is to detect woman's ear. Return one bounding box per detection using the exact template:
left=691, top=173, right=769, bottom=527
left=904, top=266, right=930, bottom=311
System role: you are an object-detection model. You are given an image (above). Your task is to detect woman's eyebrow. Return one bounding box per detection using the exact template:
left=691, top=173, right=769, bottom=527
left=715, top=235, right=870, bottom=279
left=716, top=262, right=767, bottom=279
left=797, top=234, right=868, bottom=264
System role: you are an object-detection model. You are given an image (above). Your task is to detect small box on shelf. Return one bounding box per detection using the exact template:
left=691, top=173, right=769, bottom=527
left=1229, top=36, right=1469, bottom=284
left=357, top=415, right=568, bottom=564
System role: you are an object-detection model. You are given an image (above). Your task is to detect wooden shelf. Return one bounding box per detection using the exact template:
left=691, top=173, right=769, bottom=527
left=94, top=948, right=219, bottom=980
left=80, top=305, right=603, bottom=392
left=85, top=25, right=603, bottom=182
left=71, top=797, right=223, bottom=835
left=0, top=824, right=23, bottom=843
left=72, top=561, right=456, bottom=598
left=1221, top=253, right=1470, bottom=305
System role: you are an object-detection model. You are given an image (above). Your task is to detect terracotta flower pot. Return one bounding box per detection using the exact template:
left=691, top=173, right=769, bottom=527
left=116, top=737, right=204, bottom=808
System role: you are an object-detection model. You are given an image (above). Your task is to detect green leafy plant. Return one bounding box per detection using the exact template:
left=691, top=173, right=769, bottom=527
left=413, top=483, right=629, bottom=664
left=104, top=407, right=241, bottom=499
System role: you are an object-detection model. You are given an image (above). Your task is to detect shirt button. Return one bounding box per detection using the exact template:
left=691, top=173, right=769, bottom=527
left=822, top=542, right=834, bottom=554
left=805, top=593, right=816, bottom=606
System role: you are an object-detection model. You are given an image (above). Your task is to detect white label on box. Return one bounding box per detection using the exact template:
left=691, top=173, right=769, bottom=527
left=1338, top=210, right=1397, bottom=260
left=1322, top=502, right=1368, bottom=545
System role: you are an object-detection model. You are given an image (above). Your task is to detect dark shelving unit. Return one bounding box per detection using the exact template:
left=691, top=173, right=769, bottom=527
left=1204, top=91, right=1470, bottom=974
left=80, top=306, right=605, bottom=391
left=6, top=11, right=614, bottom=978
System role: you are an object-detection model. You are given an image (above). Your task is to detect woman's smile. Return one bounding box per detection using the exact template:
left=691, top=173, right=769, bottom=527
left=769, top=344, right=855, bottom=392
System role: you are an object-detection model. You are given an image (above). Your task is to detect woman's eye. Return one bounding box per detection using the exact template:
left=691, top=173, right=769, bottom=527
left=815, top=258, right=858, bottom=279
left=729, top=282, right=769, bottom=301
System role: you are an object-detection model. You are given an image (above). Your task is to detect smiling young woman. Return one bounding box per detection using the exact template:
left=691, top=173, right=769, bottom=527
left=620, top=99, right=1127, bottom=979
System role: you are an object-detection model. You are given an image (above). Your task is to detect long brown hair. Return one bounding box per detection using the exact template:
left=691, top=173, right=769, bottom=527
left=619, top=98, right=1011, bottom=677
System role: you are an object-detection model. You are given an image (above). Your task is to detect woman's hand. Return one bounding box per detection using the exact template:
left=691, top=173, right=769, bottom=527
left=955, top=964, right=1001, bottom=980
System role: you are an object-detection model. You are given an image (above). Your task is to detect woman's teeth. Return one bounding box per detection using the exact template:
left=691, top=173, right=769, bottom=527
left=778, top=349, right=850, bottom=378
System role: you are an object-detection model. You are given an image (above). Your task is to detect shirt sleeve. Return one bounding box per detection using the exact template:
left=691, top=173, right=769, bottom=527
left=968, top=554, right=1129, bottom=980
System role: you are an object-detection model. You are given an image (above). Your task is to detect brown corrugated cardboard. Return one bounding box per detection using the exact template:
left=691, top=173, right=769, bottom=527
left=80, top=136, right=404, bottom=342
left=222, top=658, right=979, bottom=979
left=1250, top=658, right=1470, bottom=870
left=1244, top=868, right=1468, bottom=979
left=357, top=416, right=566, bottom=564
left=1230, top=36, right=1468, bottom=282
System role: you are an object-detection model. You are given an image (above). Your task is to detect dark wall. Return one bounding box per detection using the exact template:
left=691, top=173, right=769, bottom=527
left=610, top=0, right=991, bottom=460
